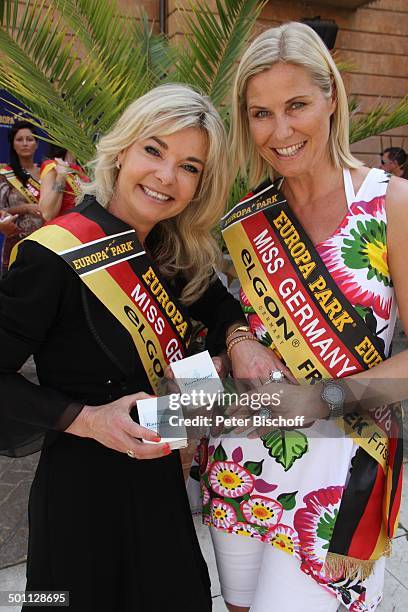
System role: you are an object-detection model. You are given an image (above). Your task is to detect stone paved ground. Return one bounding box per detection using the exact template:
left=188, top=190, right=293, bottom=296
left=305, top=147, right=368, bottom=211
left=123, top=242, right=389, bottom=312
left=0, top=357, right=39, bottom=569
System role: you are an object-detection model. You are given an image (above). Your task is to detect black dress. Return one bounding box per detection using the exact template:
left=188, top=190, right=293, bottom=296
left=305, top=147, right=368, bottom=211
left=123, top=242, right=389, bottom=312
left=0, top=199, right=244, bottom=611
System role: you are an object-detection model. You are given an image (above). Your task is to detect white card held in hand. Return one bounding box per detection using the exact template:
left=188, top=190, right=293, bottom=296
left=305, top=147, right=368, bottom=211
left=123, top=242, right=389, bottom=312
left=170, top=350, right=224, bottom=397
left=136, top=395, right=188, bottom=450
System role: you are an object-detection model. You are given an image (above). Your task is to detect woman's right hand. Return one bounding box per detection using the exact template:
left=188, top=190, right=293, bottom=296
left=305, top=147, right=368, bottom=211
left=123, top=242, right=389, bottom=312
left=65, top=392, right=172, bottom=459
left=54, top=157, right=72, bottom=178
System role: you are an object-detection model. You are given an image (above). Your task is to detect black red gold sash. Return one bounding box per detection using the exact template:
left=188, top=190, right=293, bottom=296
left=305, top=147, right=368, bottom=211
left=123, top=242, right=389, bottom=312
left=40, top=160, right=83, bottom=196
left=0, top=165, right=40, bottom=205
left=10, top=202, right=191, bottom=393
left=222, top=180, right=402, bottom=572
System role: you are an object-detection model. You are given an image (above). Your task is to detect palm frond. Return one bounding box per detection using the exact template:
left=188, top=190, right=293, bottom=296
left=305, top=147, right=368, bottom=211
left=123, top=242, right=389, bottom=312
left=0, top=0, right=151, bottom=162
left=52, top=0, right=165, bottom=89
left=350, top=97, right=408, bottom=144
left=173, top=0, right=266, bottom=109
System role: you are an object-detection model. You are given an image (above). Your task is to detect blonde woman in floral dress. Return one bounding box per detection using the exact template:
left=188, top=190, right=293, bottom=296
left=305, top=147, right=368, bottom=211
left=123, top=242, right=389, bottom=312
left=201, top=23, right=408, bottom=612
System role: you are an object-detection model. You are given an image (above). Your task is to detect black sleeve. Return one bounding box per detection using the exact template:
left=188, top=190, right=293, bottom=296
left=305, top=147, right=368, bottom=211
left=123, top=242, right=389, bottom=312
left=188, top=274, right=245, bottom=355
left=0, top=241, right=83, bottom=457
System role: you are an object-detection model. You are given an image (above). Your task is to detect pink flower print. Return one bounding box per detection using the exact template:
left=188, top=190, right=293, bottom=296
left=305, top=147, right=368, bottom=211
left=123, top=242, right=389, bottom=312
left=209, top=461, right=254, bottom=498
left=201, top=484, right=210, bottom=505
left=264, top=524, right=301, bottom=558
left=294, top=486, right=343, bottom=570
left=230, top=522, right=263, bottom=540
left=210, top=499, right=237, bottom=529
left=240, top=496, right=283, bottom=527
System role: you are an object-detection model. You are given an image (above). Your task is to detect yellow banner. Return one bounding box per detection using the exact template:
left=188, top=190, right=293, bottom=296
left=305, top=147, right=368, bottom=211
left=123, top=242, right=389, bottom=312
left=224, top=221, right=388, bottom=471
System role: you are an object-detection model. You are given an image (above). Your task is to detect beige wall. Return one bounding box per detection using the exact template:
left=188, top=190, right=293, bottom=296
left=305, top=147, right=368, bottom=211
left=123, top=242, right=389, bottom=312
left=165, top=0, right=407, bottom=167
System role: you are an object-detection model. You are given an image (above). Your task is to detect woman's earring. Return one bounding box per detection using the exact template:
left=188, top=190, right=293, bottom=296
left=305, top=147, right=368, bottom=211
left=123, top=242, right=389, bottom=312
left=115, top=159, right=121, bottom=170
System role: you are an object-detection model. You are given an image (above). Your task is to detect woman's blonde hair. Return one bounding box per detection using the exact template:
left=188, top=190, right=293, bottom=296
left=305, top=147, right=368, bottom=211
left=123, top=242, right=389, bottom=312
left=230, top=21, right=362, bottom=187
left=82, top=83, right=228, bottom=304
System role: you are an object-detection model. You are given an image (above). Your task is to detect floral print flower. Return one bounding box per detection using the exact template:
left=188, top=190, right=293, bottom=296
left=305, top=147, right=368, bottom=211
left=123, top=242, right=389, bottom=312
left=230, top=522, right=263, bottom=540
left=247, top=313, right=273, bottom=347
left=294, top=486, right=343, bottom=569
left=201, top=484, right=210, bottom=505
left=239, top=288, right=254, bottom=309
left=198, top=437, right=209, bottom=475
left=240, top=496, right=283, bottom=527
left=210, top=499, right=237, bottom=529
left=264, top=524, right=301, bottom=558
left=341, top=219, right=389, bottom=285
left=318, top=197, right=393, bottom=321
left=209, top=461, right=254, bottom=498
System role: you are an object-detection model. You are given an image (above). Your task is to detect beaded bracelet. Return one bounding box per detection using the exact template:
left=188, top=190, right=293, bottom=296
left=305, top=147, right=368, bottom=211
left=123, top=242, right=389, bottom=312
left=227, top=335, right=258, bottom=360
left=225, top=325, right=251, bottom=344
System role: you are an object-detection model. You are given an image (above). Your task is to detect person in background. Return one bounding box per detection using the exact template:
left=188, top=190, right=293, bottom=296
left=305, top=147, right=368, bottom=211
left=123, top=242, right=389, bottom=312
left=39, top=145, right=89, bottom=221
left=381, top=147, right=407, bottom=178
left=0, top=120, right=42, bottom=275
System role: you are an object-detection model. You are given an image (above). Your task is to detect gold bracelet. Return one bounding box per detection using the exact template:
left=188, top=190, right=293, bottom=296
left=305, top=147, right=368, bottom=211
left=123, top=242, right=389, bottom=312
left=226, top=325, right=251, bottom=344
left=226, top=332, right=254, bottom=352
left=227, top=335, right=258, bottom=360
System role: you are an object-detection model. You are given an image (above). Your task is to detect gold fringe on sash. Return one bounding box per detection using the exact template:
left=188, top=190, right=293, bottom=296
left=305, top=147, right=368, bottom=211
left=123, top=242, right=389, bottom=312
left=323, top=540, right=392, bottom=581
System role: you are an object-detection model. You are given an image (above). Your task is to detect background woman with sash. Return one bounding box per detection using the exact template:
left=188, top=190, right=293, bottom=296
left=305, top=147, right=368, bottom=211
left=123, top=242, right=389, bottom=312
left=39, top=145, right=89, bottom=221
left=203, top=22, right=408, bottom=612
left=0, top=84, right=249, bottom=611
left=0, top=120, right=42, bottom=275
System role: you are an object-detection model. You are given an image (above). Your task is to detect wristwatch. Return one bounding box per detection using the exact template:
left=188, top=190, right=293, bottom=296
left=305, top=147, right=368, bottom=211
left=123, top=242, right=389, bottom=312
left=321, top=381, right=345, bottom=419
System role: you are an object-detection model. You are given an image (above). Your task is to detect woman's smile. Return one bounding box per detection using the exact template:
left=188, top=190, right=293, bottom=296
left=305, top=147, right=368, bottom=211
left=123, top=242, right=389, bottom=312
left=139, top=184, right=172, bottom=202
left=272, top=140, right=307, bottom=160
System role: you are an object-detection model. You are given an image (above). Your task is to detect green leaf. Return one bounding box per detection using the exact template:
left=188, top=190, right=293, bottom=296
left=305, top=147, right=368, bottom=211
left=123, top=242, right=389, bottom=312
left=277, top=491, right=298, bottom=510
left=213, top=442, right=227, bottom=461
left=243, top=459, right=264, bottom=476
left=261, top=430, right=308, bottom=471
left=317, top=509, right=338, bottom=547
left=350, top=96, right=408, bottom=144
left=173, top=0, right=266, bottom=108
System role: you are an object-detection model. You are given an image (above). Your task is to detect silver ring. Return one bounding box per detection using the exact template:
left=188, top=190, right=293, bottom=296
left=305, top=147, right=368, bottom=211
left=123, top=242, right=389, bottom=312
left=258, top=406, right=272, bottom=419
left=126, top=449, right=135, bottom=459
left=267, top=369, right=285, bottom=383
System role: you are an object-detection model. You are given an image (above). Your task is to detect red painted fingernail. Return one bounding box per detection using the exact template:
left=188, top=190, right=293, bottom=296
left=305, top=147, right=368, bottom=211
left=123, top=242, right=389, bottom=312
left=152, top=436, right=161, bottom=443
left=163, top=444, right=171, bottom=455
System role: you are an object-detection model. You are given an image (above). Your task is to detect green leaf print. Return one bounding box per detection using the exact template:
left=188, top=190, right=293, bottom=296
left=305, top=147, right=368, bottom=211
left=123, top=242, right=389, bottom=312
left=243, top=459, right=264, bottom=476
left=354, top=304, right=370, bottom=321
left=277, top=491, right=298, bottom=510
left=242, top=305, right=256, bottom=314
left=261, top=429, right=308, bottom=471
left=261, top=331, right=272, bottom=347
left=189, top=465, right=200, bottom=481
left=224, top=497, right=245, bottom=521
left=317, top=509, right=338, bottom=549
left=213, top=443, right=227, bottom=461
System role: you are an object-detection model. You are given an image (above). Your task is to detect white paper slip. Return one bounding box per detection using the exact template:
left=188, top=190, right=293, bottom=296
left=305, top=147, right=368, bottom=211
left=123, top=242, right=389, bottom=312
left=170, top=350, right=224, bottom=397
left=136, top=395, right=188, bottom=450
